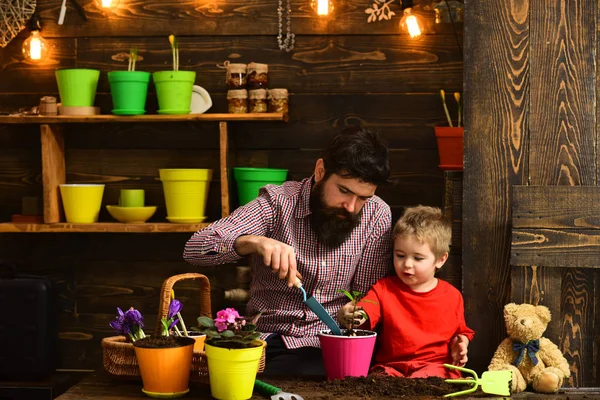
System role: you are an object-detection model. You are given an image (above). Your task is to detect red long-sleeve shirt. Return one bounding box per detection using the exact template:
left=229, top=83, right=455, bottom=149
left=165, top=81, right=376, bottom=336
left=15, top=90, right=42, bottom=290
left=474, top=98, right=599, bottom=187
left=359, top=276, right=475, bottom=367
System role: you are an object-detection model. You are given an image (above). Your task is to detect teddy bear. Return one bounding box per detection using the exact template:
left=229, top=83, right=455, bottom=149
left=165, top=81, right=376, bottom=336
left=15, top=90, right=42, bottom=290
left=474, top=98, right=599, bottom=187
left=488, top=303, right=570, bottom=394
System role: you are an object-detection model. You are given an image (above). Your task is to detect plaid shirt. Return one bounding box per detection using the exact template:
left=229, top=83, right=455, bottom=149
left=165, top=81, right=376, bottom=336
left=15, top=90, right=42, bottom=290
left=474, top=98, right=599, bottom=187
left=183, top=176, right=392, bottom=349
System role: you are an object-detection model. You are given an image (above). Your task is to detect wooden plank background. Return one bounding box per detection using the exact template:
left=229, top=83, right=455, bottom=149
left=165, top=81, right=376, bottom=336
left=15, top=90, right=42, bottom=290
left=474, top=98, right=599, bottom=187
left=465, top=0, right=599, bottom=387
left=0, top=0, right=464, bottom=370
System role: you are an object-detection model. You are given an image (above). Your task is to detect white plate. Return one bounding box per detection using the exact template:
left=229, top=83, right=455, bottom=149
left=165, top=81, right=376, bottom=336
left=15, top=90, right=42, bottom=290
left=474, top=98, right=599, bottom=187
left=190, top=85, right=212, bottom=114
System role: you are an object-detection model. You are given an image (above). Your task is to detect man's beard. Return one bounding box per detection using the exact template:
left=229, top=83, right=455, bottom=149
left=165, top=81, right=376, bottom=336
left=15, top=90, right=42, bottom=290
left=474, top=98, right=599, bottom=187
left=309, top=180, right=362, bottom=248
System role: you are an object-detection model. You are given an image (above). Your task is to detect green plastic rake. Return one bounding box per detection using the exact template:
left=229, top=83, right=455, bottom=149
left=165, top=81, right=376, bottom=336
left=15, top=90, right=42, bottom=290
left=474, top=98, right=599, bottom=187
left=443, top=364, right=512, bottom=397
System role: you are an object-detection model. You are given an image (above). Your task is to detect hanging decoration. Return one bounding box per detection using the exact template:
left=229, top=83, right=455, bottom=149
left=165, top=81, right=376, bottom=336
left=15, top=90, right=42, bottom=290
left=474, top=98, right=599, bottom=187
left=277, top=0, right=295, bottom=52
left=365, top=0, right=395, bottom=23
left=22, top=13, right=48, bottom=62
left=0, top=0, right=37, bottom=48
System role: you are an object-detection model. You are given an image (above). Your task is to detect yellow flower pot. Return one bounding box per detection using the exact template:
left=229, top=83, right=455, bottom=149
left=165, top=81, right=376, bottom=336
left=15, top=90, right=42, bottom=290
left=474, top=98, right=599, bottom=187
left=205, top=340, right=265, bottom=400
left=59, top=184, right=105, bottom=223
left=159, top=169, right=213, bottom=223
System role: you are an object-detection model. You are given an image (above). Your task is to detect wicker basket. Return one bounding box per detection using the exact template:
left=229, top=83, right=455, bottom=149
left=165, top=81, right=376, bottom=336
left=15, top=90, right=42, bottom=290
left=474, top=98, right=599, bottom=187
left=101, top=272, right=266, bottom=383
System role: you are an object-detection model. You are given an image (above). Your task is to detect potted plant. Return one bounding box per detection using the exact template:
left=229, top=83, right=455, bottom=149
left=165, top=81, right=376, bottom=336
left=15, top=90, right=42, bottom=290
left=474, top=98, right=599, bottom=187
left=434, top=89, right=464, bottom=170
left=196, top=308, right=264, bottom=400
left=107, top=46, right=151, bottom=115
left=109, top=299, right=195, bottom=399
left=153, top=35, right=196, bottom=114
left=318, top=290, right=377, bottom=380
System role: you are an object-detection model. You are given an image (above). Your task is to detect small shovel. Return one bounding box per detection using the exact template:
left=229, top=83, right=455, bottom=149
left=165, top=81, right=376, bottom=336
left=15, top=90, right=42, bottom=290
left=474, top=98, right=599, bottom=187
left=443, top=364, right=512, bottom=397
left=255, top=379, right=304, bottom=400
left=294, top=280, right=342, bottom=335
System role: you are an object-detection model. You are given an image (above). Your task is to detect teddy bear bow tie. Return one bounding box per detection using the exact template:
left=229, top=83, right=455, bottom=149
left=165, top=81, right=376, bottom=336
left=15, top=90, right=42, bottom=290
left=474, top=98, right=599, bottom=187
left=513, top=339, right=540, bottom=366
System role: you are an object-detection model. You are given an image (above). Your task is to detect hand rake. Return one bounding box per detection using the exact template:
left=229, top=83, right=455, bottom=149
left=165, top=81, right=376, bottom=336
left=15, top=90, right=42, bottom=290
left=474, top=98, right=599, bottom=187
left=255, top=379, right=304, bottom=400
left=443, top=364, right=512, bottom=397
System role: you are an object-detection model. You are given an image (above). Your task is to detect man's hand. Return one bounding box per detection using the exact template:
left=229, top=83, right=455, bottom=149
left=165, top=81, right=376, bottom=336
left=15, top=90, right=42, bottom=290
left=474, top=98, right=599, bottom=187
left=450, top=334, right=469, bottom=366
left=234, top=235, right=300, bottom=287
left=337, top=301, right=366, bottom=329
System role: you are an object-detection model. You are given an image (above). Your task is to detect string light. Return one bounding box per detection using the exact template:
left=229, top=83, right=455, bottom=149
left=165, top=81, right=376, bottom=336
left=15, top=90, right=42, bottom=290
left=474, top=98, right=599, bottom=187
left=22, top=15, right=48, bottom=62
left=96, top=0, right=119, bottom=9
left=311, top=0, right=334, bottom=16
left=400, top=0, right=422, bottom=38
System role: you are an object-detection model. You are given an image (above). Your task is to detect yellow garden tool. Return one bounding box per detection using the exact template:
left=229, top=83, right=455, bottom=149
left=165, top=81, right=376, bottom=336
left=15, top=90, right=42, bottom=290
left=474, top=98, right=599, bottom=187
left=443, top=364, right=512, bottom=397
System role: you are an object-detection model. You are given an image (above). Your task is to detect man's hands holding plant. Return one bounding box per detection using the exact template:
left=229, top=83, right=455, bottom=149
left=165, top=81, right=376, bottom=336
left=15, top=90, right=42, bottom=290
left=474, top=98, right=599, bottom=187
left=338, top=301, right=367, bottom=329
left=234, top=235, right=302, bottom=287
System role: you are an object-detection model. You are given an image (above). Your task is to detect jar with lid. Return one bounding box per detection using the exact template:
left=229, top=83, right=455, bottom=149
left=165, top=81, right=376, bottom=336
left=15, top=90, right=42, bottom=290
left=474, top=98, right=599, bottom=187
left=227, top=89, right=248, bottom=113
left=248, top=89, right=268, bottom=113
left=226, top=62, right=247, bottom=89
left=268, top=88, right=289, bottom=114
left=247, top=62, right=268, bottom=89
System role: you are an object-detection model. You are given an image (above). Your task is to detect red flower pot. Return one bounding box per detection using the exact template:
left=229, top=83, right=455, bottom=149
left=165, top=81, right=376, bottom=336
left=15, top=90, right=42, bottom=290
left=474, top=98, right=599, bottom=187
left=434, top=126, right=464, bottom=170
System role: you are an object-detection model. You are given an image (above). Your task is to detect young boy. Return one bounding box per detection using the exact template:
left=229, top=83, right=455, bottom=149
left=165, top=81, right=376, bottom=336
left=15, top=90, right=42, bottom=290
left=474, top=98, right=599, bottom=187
left=338, top=205, right=474, bottom=378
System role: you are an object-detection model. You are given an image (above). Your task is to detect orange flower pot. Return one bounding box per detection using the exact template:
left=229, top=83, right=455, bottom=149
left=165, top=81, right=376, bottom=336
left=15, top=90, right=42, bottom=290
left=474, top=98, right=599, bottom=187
left=434, top=126, right=464, bottom=170
left=133, top=336, right=195, bottom=398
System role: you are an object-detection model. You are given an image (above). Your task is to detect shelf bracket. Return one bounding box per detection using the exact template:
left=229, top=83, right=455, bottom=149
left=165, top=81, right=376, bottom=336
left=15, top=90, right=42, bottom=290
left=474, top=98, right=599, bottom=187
left=41, top=124, right=66, bottom=223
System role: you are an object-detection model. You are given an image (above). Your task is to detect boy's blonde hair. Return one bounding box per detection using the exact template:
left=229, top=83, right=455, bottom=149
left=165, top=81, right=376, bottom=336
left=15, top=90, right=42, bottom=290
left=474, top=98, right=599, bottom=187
left=393, top=205, right=451, bottom=260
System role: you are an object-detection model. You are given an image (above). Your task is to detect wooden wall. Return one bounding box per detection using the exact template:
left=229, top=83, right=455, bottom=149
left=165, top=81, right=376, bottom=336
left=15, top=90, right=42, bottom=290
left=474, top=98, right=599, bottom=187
left=464, top=0, right=599, bottom=387
left=0, top=0, right=463, bottom=370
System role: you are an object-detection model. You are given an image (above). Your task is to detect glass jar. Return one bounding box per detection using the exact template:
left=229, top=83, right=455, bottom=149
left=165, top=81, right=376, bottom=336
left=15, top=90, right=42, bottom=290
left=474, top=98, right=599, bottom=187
left=247, top=62, right=268, bottom=89
left=268, top=88, right=289, bottom=114
left=248, top=89, right=268, bottom=113
left=226, top=62, right=247, bottom=89
left=227, top=89, right=248, bottom=113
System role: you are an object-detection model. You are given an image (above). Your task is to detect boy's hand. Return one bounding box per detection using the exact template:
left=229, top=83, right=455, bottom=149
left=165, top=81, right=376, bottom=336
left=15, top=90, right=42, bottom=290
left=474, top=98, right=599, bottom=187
left=450, top=334, right=469, bottom=366
left=337, top=301, right=366, bottom=329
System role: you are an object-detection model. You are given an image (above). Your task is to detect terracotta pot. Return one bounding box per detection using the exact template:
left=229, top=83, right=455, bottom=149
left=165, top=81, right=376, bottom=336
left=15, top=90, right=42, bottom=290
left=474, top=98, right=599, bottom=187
left=434, top=126, right=464, bottom=170
left=133, top=336, right=195, bottom=398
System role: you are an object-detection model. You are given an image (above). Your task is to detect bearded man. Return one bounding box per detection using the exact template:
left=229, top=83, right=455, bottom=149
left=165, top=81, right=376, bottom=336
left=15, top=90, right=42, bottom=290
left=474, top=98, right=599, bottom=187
left=183, top=126, right=392, bottom=375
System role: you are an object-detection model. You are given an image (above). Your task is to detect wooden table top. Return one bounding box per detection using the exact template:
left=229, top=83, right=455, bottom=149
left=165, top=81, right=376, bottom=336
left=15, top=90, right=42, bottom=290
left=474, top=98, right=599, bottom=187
left=54, top=372, right=600, bottom=400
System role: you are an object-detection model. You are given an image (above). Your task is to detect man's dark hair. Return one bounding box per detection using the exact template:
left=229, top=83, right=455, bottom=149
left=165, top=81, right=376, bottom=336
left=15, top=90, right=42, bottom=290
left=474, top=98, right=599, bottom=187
left=322, top=126, right=390, bottom=186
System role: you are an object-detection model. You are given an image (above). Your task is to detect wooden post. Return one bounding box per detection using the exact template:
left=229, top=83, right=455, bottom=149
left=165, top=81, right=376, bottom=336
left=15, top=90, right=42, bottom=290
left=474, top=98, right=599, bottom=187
left=219, top=121, right=230, bottom=218
left=41, top=124, right=65, bottom=223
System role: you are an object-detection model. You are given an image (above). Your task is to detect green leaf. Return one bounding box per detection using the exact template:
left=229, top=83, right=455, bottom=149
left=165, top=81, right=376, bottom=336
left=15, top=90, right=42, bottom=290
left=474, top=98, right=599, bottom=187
left=242, top=323, right=256, bottom=331
left=197, top=316, right=215, bottom=328
left=221, top=330, right=235, bottom=338
left=337, top=289, right=354, bottom=302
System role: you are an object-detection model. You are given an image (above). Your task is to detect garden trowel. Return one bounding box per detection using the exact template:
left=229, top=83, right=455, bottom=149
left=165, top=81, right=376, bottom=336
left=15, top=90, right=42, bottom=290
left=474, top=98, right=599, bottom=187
left=255, top=379, right=304, bottom=400
left=294, top=279, right=342, bottom=335
left=443, top=364, right=512, bottom=397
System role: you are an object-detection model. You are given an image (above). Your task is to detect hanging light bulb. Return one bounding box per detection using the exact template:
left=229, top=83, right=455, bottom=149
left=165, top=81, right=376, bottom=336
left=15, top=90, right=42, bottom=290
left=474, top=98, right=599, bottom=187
left=96, top=0, right=120, bottom=9
left=22, top=15, right=49, bottom=62
left=311, top=0, right=334, bottom=16
left=400, top=0, right=422, bottom=38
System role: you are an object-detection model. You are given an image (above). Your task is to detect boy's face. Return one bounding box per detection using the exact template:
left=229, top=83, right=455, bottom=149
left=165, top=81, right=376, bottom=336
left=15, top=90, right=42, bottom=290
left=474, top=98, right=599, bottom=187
left=393, top=235, right=448, bottom=292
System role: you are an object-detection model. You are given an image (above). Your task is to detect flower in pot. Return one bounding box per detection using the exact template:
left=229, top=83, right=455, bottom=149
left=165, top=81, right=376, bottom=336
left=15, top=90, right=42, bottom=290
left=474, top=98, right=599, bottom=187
left=196, top=308, right=264, bottom=400
left=109, top=300, right=195, bottom=399
left=153, top=35, right=196, bottom=115
left=108, top=46, right=151, bottom=115
left=319, top=290, right=377, bottom=380
left=434, top=89, right=464, bottom=170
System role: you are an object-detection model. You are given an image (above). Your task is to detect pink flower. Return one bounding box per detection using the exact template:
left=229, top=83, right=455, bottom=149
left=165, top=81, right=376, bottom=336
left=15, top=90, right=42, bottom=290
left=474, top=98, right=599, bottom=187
left=215, top=317, right=228, bottom=333
left=216, top=307, right=241, bottom=324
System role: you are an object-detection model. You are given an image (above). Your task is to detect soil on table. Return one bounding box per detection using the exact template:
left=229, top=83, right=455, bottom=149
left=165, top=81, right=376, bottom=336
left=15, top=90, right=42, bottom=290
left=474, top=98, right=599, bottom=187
left=133, top=336, right=195, bottom=348
left=263, top=375, right=471, bottom=399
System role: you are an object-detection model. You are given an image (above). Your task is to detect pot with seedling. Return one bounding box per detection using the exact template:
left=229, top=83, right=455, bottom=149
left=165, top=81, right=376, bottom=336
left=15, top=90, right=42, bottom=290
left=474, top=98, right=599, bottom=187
left=153, top=35, right=196, bottom=114
left=107, top=47, right=151, bottom=115
left=318, top=290, right=377, bottom=380
left=434, top=89, right=463, bottom=170
left=196, top=308, right=264, bottom=400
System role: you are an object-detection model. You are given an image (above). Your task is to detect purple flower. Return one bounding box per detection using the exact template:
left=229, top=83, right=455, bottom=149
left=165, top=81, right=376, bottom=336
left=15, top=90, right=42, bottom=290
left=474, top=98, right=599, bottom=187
left=167, top=299, right=182, bottom=320
left=216, top=308, right=241, bottom=323
left=215, top=318, right=229, bottom=332
left=109, top=306, right=146, bottom=341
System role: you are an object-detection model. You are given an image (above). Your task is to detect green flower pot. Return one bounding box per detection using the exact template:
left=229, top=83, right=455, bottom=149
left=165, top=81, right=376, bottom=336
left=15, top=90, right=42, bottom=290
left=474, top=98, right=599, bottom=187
left=108, top=71, right=151, bottom=115
left=153, top=71, right=196, bottom=114
left=55, top=68, right=100, bottom=107
left=233, top=167, right=288, bottom=206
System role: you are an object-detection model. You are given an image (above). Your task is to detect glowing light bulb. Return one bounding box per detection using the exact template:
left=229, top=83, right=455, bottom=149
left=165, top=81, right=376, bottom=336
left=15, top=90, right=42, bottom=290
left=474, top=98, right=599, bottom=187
left=96, top=0, right=119, bottom=8
left=22, top=30, right=48, bottom=62
left=400, top=8, right=422, bottom=38
left=311, top=0, right=334, bottom=16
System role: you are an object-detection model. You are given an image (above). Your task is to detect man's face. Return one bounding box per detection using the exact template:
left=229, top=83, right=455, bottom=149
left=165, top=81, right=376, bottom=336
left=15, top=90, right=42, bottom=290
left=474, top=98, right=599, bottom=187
left=310, top=172, right=377, bottom=248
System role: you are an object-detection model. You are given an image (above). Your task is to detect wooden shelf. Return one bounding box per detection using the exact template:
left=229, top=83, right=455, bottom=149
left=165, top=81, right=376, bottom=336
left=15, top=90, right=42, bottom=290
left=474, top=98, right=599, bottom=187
left=0, top=112, right=287, bottom=232
left=0, top=222, right=210, bottom=233
left=0, top=113, right=286, bottom=124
